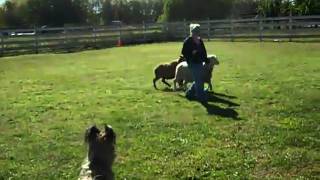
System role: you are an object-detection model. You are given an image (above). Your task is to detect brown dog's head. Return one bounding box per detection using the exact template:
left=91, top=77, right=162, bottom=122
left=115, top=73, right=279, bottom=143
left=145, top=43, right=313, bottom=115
left=85, top=125, right=116, bottom=180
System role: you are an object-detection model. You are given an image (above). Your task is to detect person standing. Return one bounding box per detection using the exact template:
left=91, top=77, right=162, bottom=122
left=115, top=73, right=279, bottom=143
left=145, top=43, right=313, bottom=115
left=181, top=24, right=209, bottom=103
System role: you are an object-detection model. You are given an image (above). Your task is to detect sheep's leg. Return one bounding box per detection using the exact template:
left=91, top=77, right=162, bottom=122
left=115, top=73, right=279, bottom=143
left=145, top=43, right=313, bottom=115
left=162, top=78, right=171, bottom=87
left=153, top=77, right=160, bottom=89
left=173, top=79, right=177, bottom=91
left=174, top=79, right=183, bottom=91
left=178, top=80, right=183, bottom=89
left=183, top=81, right=188, bottom=91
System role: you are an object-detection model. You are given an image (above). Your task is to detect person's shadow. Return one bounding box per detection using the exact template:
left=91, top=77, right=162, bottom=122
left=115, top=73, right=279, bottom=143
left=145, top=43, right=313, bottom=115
left=203, top=92, right=240, bottom=119
left=178, top=91, right=240, bottom=119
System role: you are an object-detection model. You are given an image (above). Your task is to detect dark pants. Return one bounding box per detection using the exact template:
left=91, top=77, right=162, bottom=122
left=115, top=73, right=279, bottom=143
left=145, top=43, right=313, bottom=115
left=186, top=63, right=207, bottom=102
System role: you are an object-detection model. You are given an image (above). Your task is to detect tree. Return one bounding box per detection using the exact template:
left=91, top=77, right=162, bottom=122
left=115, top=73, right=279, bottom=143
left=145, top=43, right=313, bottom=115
left=1, top=0, right=318, bottom=28
left=231, top=0, right=258, bottom=18
left=2, top=1, right=25, bottom=27
left=102, top=0, right=113, bottom=24
left=295, top=0, right=320, bottom=15
left=23, top=0, right=89, bottom=26
left=159, top=0, right=185, bottom=21
left=159, top=0, right=233, bottom=22
left=101, top=0, right=162, bottom=24
left=0, top=8, right=5, bottom=27
left=257, top=0, right=283, bottom=17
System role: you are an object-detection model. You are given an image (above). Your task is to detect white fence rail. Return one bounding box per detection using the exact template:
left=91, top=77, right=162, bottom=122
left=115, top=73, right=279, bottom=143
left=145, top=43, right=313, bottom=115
left=0, top=15, right=319, bottom=56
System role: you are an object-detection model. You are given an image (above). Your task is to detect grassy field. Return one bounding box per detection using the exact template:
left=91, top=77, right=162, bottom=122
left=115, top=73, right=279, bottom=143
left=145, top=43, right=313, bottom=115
left=0, top=42, right=319, bottom=179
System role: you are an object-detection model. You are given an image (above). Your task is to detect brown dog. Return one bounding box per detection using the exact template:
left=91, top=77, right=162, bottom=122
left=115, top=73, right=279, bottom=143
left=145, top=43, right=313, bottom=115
left=80, top=125, right=116, bottom=180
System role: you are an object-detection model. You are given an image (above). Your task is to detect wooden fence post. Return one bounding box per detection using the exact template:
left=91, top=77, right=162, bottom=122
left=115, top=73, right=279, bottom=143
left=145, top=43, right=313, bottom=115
left=230, top=19, right=234, bottom=42
left=64, top=27, right=68, bottom=50
left=34, top=26, right=39, bottom=54
left=162, top=22, right=169, bottom=40
left=93, top=26, right=97, bottom=48
left=119, top=22, right=122, bottom=45
left=207, top=18, right=211, bottom=41
left=0, top=32, right=4, bottom=56
left=143, top=21, right=146, bottom=41
left=259, top=17, right=263, bottom=42
left=289, top=12, right=293, bottom=42
left=183, top=19, right=187, bottom=37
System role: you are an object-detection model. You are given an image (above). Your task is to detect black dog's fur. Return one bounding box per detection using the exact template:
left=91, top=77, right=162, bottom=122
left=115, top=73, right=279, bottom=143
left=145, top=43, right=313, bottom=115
left=85, top=125, right=116, bottom=180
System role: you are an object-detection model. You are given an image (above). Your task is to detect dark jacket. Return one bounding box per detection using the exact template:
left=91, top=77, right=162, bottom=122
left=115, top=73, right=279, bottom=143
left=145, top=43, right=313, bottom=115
left=181, top=36, right=208, bottom=64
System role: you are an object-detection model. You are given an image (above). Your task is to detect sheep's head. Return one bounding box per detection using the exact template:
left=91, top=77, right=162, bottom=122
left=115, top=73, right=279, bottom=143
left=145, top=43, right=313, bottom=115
left=208, top=55, right=219, bottom=65
left=205, top=55, right=219, bottom=68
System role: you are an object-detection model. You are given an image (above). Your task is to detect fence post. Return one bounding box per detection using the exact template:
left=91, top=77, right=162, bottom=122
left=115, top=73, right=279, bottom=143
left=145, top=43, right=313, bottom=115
left=0, top=32, right=4, bottom=56
left=119, top=22, right=122, bottom=46
left=183, top=19, right=187, bottom=37
left=259, top=16, right=263, bottom=42
left=34, top=26, right=39, bottom=54
left=93, top=26, right=97, bottom=48
left=207, top=18, right=211, bottom=41
left=230, top=19, right=234, bottom=42
left=64, top=27, right=68, bottom=50
left=289, top=11, right=293, bottom=42
left=162, top=22, right=169, bottom=41
left=143, top=21, right=146, bottom=41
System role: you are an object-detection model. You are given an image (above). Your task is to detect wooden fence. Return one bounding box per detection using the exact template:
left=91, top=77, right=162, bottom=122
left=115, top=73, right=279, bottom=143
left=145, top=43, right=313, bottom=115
left=0, top=15, right=319, bottom=57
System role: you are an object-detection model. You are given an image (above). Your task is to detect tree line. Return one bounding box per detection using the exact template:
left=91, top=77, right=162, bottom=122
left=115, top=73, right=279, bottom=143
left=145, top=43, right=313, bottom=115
left=0, top=0, right=319, bottom=28
left=160, top=0, right=320, bottom=21
left=0, top=0, right=163, bottom=28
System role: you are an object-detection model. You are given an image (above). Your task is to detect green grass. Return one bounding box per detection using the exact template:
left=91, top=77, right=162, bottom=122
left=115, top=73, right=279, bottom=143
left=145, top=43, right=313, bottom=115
left=0, top=42, right=319, bottom=179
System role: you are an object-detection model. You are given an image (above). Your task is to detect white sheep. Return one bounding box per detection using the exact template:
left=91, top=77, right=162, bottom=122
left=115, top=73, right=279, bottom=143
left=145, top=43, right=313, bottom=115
left=173, top=55, right=219, bottom=91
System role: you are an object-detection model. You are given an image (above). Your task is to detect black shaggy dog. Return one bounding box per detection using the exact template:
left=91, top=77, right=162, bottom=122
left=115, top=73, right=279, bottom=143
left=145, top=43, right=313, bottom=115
left=81, top=125, right=116, bottom=180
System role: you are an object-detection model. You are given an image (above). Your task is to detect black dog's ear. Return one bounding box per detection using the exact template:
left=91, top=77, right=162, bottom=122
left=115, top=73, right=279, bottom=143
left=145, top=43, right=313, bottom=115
left=85, top=125, right=100, bottom=143
left=104, top=125, right=116, bottom=144
left=179, top=55, right=185, bottom=62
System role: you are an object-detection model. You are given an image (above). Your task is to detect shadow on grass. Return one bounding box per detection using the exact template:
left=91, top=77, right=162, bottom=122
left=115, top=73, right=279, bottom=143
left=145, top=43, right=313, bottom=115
left=207, top=92, right=239, bottom=107
left=212, top=91, right=237, bottom=99
left=204, top=92, right=240, bottom=120
left=162, top=87, right=175, bottom=92
left=178, top=91, right=240, bottom=120
left=203, top=103, right=240, bottom=120
left=162, top=87, right=240, bottom=119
